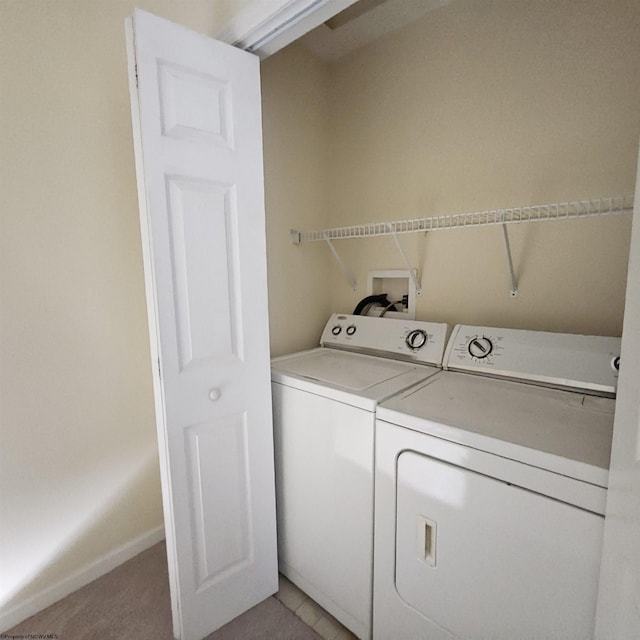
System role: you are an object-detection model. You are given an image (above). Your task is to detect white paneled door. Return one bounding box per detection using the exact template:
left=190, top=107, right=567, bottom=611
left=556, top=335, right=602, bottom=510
left=125, top=10, right=277, bottom=640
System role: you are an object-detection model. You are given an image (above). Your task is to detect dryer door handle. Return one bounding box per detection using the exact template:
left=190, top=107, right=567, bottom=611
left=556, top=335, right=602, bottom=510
left=417, top=515, right=437, bottom=567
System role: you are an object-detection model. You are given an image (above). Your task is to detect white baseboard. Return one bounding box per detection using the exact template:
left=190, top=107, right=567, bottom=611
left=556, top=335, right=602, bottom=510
left=0, top=525, right=165, bottom=633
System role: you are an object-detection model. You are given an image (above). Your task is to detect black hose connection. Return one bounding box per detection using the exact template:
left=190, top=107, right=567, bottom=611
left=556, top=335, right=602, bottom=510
left=352, top=294, right=403, bottom=316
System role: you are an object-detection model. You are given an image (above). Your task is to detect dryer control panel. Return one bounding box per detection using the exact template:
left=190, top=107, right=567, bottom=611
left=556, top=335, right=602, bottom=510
left=321, top=314, right=449, bottom=367
left=443, top=324, right=621, bottom=395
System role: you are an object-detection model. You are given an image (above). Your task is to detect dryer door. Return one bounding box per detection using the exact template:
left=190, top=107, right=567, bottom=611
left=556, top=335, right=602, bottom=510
left=395, top=450, right=603, bottom=640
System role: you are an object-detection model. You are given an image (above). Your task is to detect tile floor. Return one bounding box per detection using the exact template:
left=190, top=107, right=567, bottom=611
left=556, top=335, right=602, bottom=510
left=275, top=575, right=359, bottom=640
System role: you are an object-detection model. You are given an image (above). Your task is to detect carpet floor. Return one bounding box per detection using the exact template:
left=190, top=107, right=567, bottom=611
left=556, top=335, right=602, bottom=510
left=5, top=542, right=326, bottom=640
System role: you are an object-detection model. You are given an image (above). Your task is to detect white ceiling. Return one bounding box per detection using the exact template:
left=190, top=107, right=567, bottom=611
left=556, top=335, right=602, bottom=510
left=298, top=0, right=453, bottom=62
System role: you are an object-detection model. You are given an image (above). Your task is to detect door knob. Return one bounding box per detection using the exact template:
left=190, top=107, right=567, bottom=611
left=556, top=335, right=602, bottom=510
left=208, top=387, right=222, bottom=402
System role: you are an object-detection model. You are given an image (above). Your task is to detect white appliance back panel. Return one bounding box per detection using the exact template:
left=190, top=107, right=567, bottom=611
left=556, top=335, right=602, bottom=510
left=321, top=313, right=449, bottom=366
left=444, top=325, right=621, bottom=394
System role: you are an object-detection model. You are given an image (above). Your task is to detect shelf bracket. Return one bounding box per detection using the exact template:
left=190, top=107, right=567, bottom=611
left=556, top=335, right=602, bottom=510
left=501, top=223, right=518, bottom=297
left=324, top=235, right=357, bottom=291
left=388, top=225, right=422, bottom=296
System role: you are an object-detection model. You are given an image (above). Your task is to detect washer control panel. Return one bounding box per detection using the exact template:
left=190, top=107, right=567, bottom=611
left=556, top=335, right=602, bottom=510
left=321, top=313, right=449, bottom=366
left=444, top=324, right=622, bottom=395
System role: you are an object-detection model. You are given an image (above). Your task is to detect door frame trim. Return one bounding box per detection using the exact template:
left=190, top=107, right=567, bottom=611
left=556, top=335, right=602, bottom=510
left=215, top=0, right=357, bottom=58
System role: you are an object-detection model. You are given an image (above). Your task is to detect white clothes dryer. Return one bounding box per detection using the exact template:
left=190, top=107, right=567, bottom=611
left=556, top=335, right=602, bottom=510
left=373, top=325, right=621, bottom=640
left=271, top=313, right=449, bottom=640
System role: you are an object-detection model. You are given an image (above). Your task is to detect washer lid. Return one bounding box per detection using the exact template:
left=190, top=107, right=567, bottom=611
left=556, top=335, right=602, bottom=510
left=378, top=371, right=615, bottom=486
left=274, top=348, right=412, bottom=390
left=272, top=348, right=440, bottom=410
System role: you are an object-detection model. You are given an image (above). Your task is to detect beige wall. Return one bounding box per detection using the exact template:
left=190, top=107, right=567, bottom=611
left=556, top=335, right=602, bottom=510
left=1, top=0, right=639, bottom=630
left=325, top=0, right=640, bottom=336
left=261, top=43, right=333, bottom=357
left=0, top=0, right=249, bottom=626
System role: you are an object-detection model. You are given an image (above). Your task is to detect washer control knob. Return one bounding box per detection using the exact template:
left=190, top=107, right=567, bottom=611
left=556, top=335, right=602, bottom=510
left=468, top=336, right=493, bottom=359
left=612, top=356, right=620, bottom=371
left=346, top=325, right=357, bottom=336
left=406, top=329, right=428, bottom=351
left=331, top=325, right=342, bottom=336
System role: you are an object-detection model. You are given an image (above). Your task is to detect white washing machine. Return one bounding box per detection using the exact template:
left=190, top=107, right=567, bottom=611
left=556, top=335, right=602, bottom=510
left=373, top=325, right=621, bottom=640
left=271, top=313, right=449, bottom=639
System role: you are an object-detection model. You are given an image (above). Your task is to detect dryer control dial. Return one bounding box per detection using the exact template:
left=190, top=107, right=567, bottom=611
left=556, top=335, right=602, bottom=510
left=468, top=336, right=493, bottom=359
left=331, top=325, right=342, bottom=336
left=406, top=329, right=428, bottom=351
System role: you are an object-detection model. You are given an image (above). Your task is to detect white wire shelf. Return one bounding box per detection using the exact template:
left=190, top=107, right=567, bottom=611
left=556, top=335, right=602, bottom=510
left=290, top=195, right=634, bottom=244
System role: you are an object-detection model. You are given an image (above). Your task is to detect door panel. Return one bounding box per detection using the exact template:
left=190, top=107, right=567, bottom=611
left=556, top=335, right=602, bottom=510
left=158, top=61, right=234, bottom=147
left=166, top=177, right=240, bottom=368
left=185, top=415, right=252, bottom=589
left=126, top=10, right=277, bottom=640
